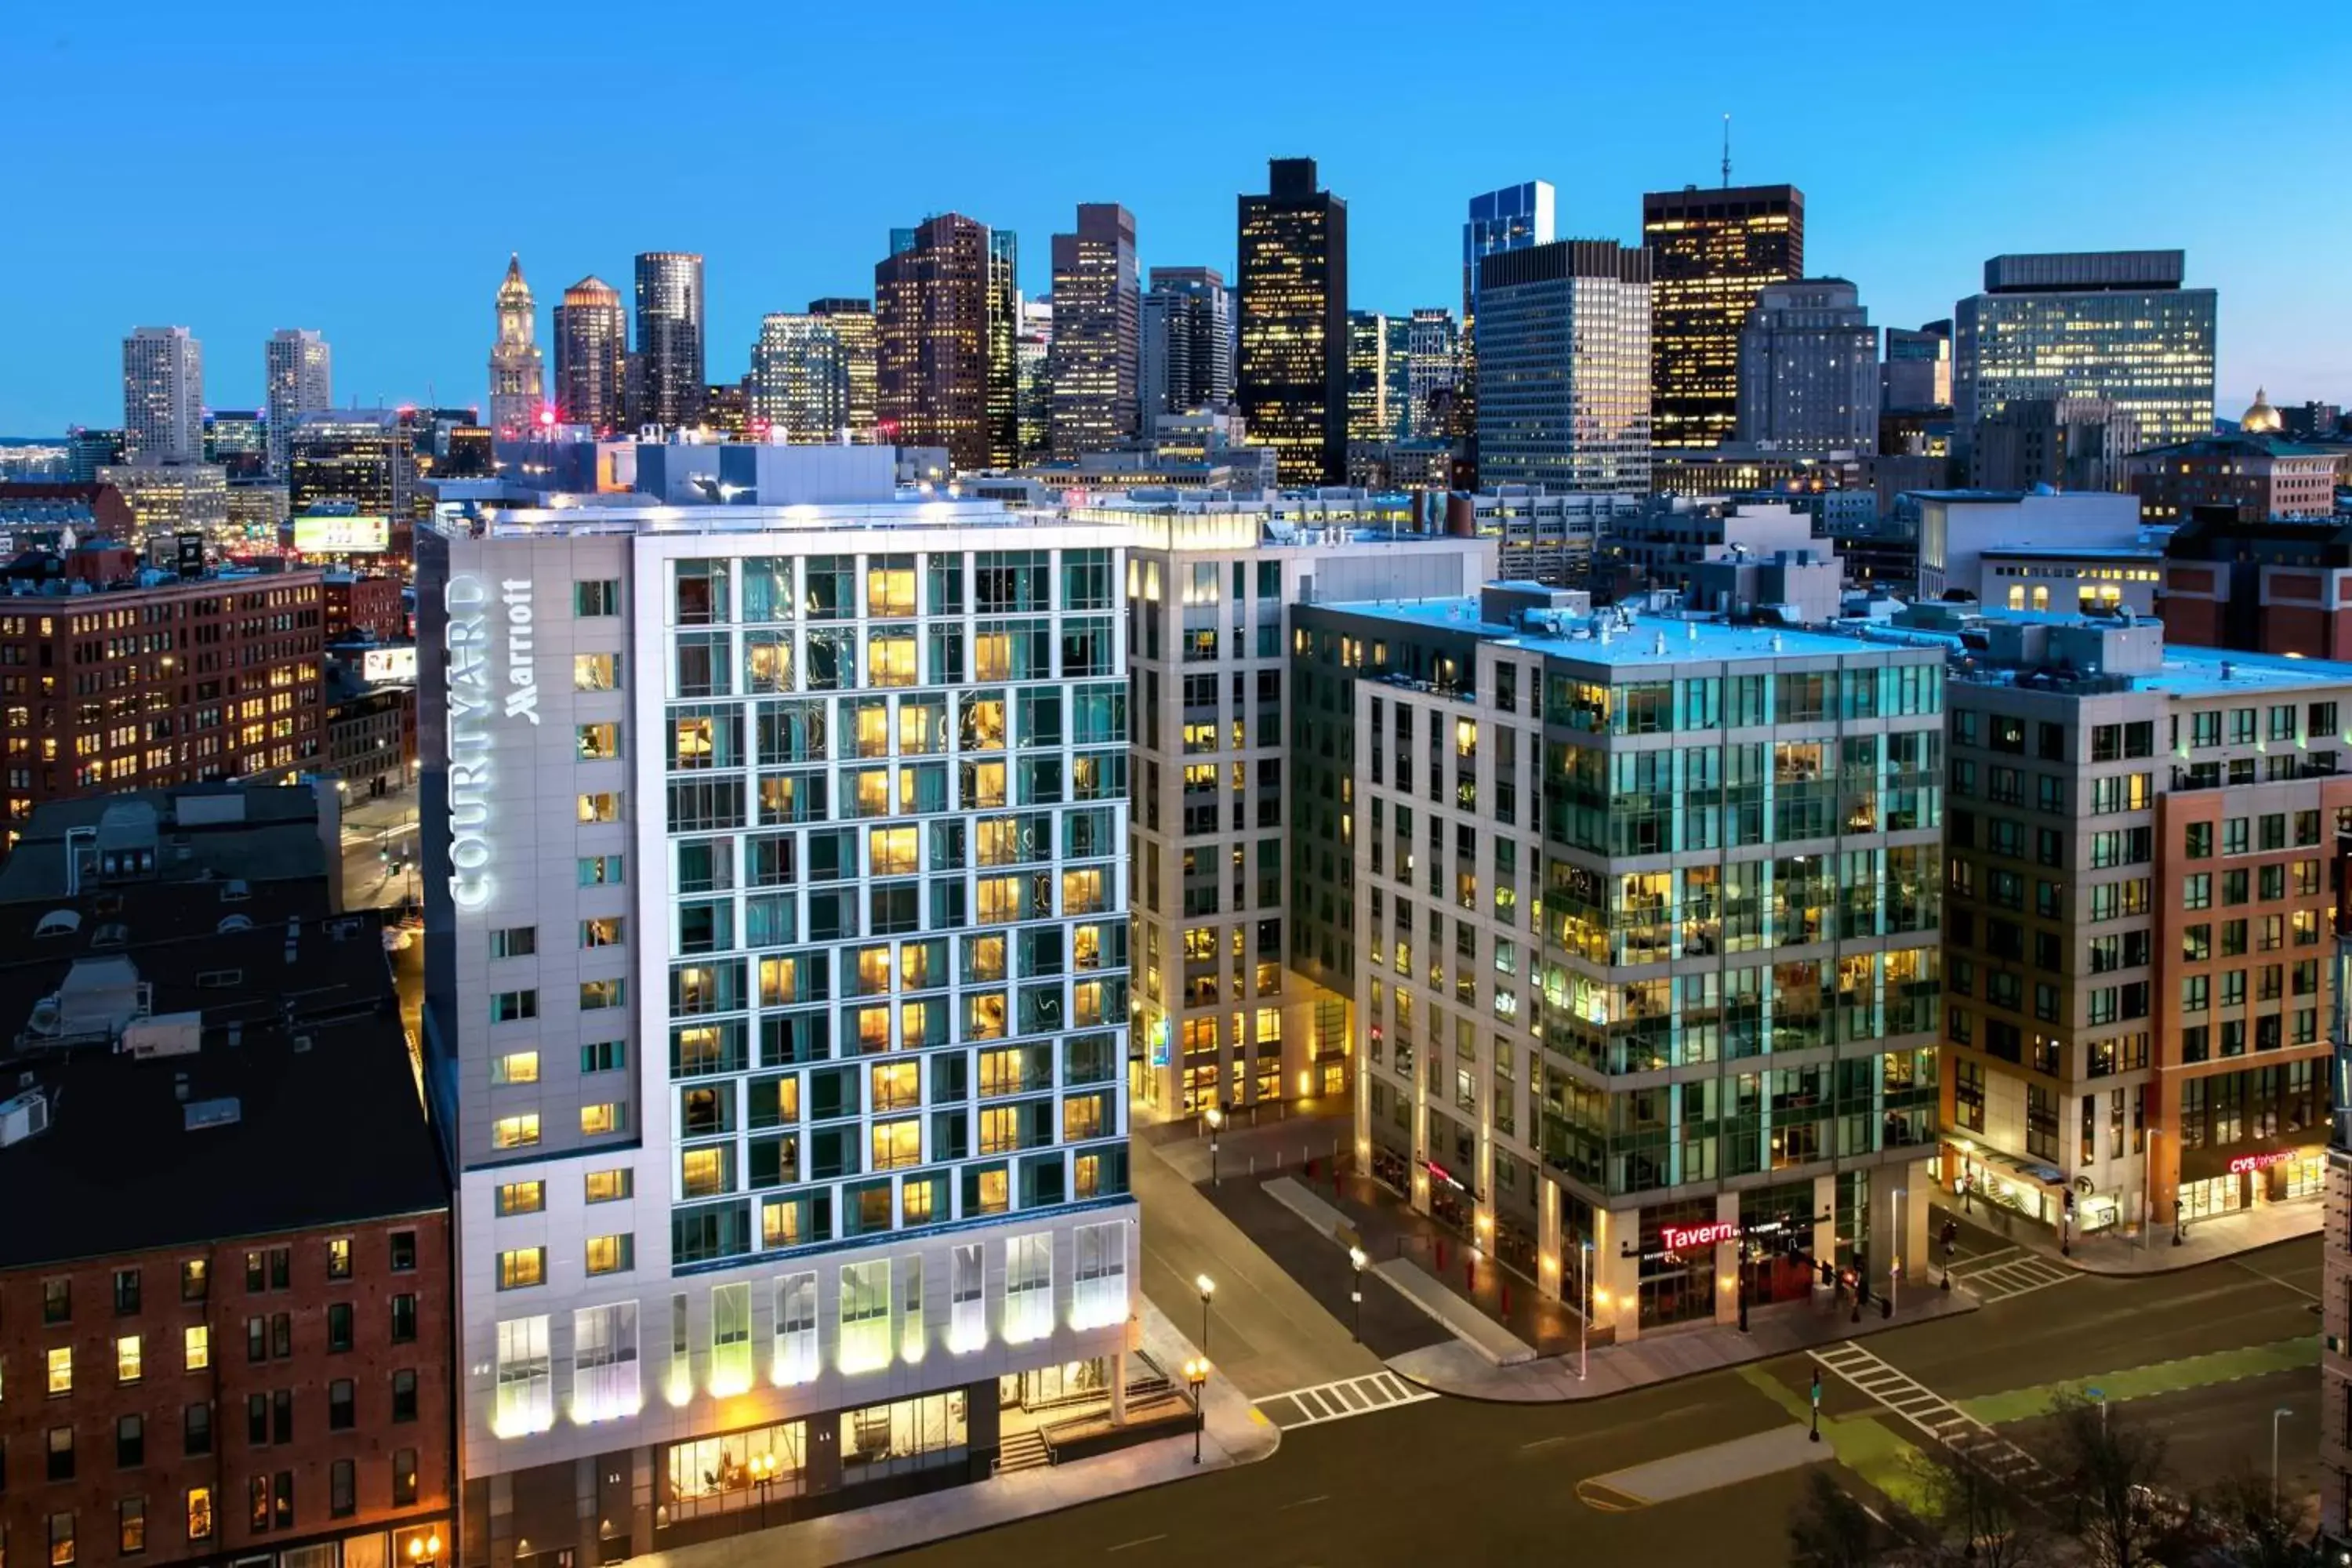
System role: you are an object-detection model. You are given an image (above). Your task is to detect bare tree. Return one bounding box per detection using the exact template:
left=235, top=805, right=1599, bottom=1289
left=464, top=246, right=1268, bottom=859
left=1789, top=1466, right=1885, bottom=1567
left=2042, top=1391, right=2173, bottom=1568
left=2200, top=1465, right=2319, bottom=1567
left=1913, top=1442, right=2050, bottom=1567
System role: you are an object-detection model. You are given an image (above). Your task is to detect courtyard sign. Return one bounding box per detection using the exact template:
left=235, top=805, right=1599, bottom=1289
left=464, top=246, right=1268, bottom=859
left=445, top=574, right=539, bottom=912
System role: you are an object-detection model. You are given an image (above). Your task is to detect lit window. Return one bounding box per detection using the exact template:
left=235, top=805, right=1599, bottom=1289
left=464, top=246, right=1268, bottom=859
left=495, top=1181, right=545, bottom=1216
left=584, top=1236, right=634, bottom=1276
left=47, top=1345, right=71, bottom=1395
left=115, top=1335, right=141, bottom=1385
left=870, top=1119, right=922, bottom=1171
left=491, top=1114, right=540, bottom=1150
left=491, top=1051, right=539, bottom=1086
left=586, top=1169, right=633, bottom=1203
left=496, top=1249, right=546, bottom=1291
left=581, top=1103, right=626, bottom=1137
left=183, top=1326, right=209, bottom=1373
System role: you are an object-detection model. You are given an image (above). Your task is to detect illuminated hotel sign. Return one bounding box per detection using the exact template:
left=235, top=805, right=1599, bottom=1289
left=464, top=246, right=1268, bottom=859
left=444, top=574, right=539, bottom=911
left=2227, top=1149, right=2299, bottom=1176
left=1658, top=1221, right=1740, bottom=1253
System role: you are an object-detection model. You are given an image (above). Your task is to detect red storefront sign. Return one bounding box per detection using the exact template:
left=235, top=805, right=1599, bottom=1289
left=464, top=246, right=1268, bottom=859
left=2227, top=1149, right=2299, bottom=1175
left=1659, top=1221, right=1740, bottom=1252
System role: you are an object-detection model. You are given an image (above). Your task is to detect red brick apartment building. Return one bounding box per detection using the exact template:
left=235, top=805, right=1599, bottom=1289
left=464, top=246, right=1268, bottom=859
left=0, top=790, right=451, bottom=1568
left=2158, top=510, right=2352, bottom=662
left=0, top=558, right=325, bottom=844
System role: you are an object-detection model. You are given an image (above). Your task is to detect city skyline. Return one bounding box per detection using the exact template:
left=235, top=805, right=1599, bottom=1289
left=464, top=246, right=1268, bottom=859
left=0, top=1, right=2342, bottom=433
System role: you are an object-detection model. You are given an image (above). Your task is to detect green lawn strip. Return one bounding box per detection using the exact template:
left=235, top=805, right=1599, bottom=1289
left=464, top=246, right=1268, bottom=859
left=1734, top=1365, right=1936, bottom=1515
left=1955, top=1336, right=2318, bottom=1425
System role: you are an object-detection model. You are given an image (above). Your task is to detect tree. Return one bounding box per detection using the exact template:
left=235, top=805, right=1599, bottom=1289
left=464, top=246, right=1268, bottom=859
left=2200, top=1465, right=2319, bottom=1567
left=1914, top=1441, right=2050, bottom=1567
left=2042, top=1391, right=2173, bottom=1568
left=1789, top=1467, right=1885, bottom=1567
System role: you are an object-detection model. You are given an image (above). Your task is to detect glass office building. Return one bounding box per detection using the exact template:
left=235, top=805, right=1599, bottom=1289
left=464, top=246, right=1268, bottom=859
left=1297, top=589, right=1942, bottom=1339
left=1955, top=251, right=2216, bottom=454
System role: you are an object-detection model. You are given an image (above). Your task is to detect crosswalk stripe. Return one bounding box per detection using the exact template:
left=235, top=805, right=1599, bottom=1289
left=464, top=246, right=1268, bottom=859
left=1259, top=1370, right=1441, bottom=1430
left=1808, top=1340, right=2054, bottom=1492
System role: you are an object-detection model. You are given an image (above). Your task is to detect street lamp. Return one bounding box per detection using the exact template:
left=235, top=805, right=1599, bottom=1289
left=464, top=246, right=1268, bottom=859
left=1577, top=1238, right=1594, bottom=1381
left=749, top=1451, right=778, bottom=1530
left=2274, top=1405, right=2292, bottom=1511
left=1195, top=1274, right=1216, bottom=1356
left=1347, top=1246, right=1367, bottom=1342
left=1809, top=1367, right=1822, bottom=1443
left=2088, top=1385, right=2107, bottom=1436
left=1182, top=1356, right=1211, bottom=1465
left=1205, top=1105, right=1224, bottom=1187
left=1891, top=1186, right=1907, bottom=1317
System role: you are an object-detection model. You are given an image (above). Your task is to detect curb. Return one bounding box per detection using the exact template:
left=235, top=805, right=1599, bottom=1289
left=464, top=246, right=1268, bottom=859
left=831, top=1417, right=1281, bottom=1566
left=1381, top=1293, right=1985, bottom=1406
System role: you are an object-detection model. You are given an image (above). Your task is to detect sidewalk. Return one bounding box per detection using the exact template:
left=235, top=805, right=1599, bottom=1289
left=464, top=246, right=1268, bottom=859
left=1933, top=1192, right=2320, bottom=1276
left=1142, top=1105, right=1352, bottom=1188
left=1390, top=1277, right=1977, bottom=1403
left=1208, top=1156, right=1976, bottom=1403
left=1262, top=1178, right=1536, bottom=1365
left=629, top=1299, right=1276, bottom=1568
left=1301, top=1160, right=1584, bottom=1356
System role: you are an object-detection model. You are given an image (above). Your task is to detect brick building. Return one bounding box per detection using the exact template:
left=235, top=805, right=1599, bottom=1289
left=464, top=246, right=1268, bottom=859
left=322, top=577, right=406, bottom=645
left=0, top=485, right=140, bottom=542
left=0, top=789, right=451, bottom=1568
left=0, top=561, right=325, bottom=846
left=1934, top=609, right=2347, bottom=1247
left=2158, top=510, right=2352, bottom=661
left=2125, top=433, right=2341, bottom=524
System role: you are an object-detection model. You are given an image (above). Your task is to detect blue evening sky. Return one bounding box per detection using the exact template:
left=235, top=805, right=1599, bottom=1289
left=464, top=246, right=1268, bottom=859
left=2, top=0, right=2343, bottom=433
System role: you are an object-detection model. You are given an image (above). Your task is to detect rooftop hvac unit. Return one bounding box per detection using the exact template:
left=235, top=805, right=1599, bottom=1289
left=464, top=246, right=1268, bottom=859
left=0, top=1088, right=49, bottom=1147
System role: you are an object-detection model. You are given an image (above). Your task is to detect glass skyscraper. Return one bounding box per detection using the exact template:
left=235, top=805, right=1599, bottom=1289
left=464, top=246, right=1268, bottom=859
left=1461, top=180, right=1555, bottom=474
left=1954, top=250, right=2216, bottom=455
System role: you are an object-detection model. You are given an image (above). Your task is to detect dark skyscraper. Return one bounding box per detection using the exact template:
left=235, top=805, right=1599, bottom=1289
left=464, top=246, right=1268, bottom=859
left=1047, top=203, right=1140, bottom=461
left=875, top=214, right=1018, bottom=472
left=633, top=251, right=706, bottom=429
left=985, top=230, right=1020, bottom=469
left=1641, top=183, right=1805, bottom=449
left=1238, top=158, right=1348, bottom=485
left=554, top=276, right=627, bottom=434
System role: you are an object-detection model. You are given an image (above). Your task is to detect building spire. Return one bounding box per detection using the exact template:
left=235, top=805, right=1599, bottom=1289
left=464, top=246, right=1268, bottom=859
left=1722, top=113, right=1732, bottom=189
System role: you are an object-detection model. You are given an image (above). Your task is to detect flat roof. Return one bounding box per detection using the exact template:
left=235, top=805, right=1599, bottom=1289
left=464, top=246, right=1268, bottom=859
left=1976, top=544, right=2164, bottom=561
left=0, top=916, right=444, bottom=1266
left=1322, top=598, right=1926, bottom=668
left=2132, top=644, right=2352, bottom=699
left=429, top=499, right=1111, bottom=540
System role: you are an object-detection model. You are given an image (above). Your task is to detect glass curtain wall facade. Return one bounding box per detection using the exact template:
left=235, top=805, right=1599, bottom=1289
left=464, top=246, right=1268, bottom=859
left=1302, top=604, right=1940, bottom=1339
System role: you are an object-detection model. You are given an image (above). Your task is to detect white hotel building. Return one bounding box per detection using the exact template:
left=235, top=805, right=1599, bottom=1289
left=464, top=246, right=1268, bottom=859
left=418, top=493, right=1140, bottom=1565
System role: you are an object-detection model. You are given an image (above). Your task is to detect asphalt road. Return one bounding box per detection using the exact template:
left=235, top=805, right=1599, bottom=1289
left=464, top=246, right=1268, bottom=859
left=896, top=1156, right=2327, bottom=1566
left=880, top=1372, right=1817, bottom=1567
left=1129, top=1127, right=1388, bottom=1397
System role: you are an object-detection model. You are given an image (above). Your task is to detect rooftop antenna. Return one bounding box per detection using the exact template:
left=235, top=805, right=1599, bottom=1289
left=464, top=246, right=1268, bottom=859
left=1721, top=113, right=1732, bottom=189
